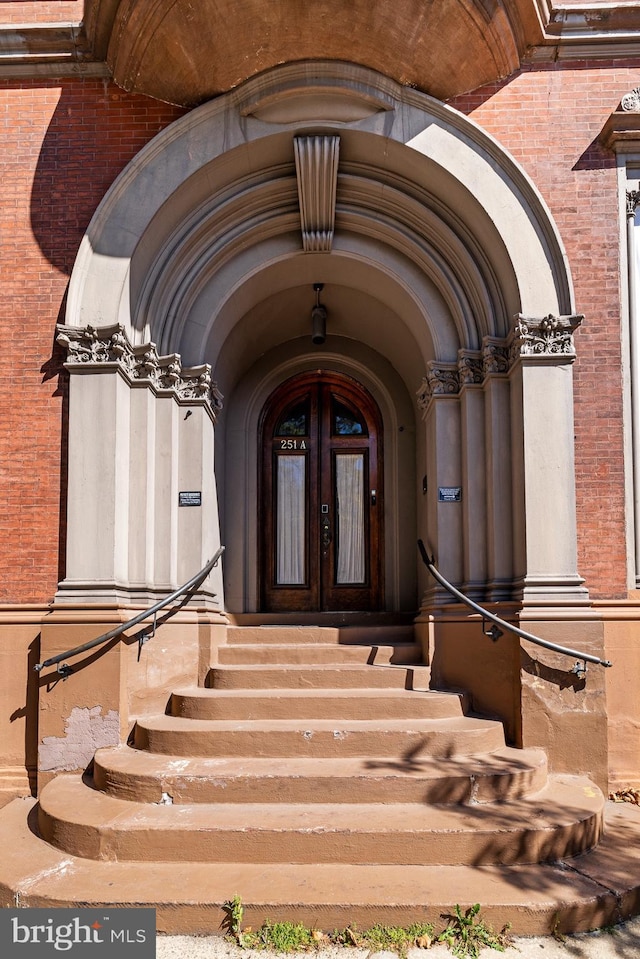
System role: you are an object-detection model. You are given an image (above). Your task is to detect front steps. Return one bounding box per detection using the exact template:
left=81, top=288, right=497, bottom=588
left=2, top=623, right=640, bottom=935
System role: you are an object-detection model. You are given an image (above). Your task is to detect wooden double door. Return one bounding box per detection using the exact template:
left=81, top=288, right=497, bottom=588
left=260, top=371, right=383, bottom=612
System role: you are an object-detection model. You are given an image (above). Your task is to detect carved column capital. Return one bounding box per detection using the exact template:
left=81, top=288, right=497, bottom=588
left=509, top=314, right=583, bottom=362
left=56, top=323, right=137, bottom=373
left=628, top=190, right=640, bottom=217
left=56, top=324, right=224, bottom=419
left=482, top=336, right=510, bottom=376
left=417, top=362, right=460, bottom=413
left=457, top=350, right=483, bottom=386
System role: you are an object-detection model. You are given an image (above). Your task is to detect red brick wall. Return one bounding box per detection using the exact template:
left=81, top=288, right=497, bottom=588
left=451, top=62, right=637, bottom=599
left=0, top=79, right=185, bottom=603
left=0, top=3, right=83, bottom=24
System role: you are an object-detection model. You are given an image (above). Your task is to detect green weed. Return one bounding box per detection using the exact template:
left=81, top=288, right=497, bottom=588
left=254, top=919, right=316, bottom=952
left=222, top=895, right=511, bottom=955
left=358, top=922, right=435, bottom=955
left=222, top=895, right=246, bottom=945
left=438, top=903, right=511, bottom=958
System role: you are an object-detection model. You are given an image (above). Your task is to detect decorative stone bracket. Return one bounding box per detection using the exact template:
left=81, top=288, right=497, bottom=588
left=56, top=323, right=223, bottom=419
left=294, top=135, right=340, bottom=252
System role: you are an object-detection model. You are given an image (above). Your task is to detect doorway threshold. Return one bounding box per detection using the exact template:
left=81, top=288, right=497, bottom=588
left=227, top=611, right=416, bottom=627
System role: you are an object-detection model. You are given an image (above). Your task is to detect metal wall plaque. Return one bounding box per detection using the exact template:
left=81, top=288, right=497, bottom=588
left=179, top=491, right=201, bottom=507
left=438, top=486, right=462, bottom=502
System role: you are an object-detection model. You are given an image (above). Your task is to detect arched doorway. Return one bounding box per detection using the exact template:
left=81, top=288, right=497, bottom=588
left=259, top=370, right=383, bottom=612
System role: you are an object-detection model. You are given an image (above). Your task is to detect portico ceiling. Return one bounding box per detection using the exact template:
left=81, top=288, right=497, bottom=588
left=78, top=0, right=634, bottom=106
left=4, top=4, right=640, bottom=100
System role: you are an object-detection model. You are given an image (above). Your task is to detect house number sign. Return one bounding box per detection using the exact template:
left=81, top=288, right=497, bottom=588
left=278, top=438, right=307, bottom=449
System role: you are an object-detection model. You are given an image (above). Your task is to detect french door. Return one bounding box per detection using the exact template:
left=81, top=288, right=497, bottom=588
left=260, top=371, right=383, bottom=612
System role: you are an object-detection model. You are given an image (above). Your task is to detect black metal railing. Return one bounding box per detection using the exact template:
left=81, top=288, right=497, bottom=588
left=35, top=546, right=225, bottom=677
left=418, top=540, right=612, bottom=676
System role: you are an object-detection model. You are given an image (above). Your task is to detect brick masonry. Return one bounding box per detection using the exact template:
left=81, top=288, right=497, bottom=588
left=450, top=61, right=638, bottom=599
left=0, top=65, right=634, bottom=602
left=0, top=3, right=83, bottom=24
left=0, top=79, right=185, bottom=603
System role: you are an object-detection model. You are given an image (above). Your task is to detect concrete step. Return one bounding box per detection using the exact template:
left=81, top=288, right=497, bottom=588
left=225, top=625, right=416, bottom=645
left=3, top=797, right=639, bottom=936
left=92, top=745, right=549, bottom=805
left=217, top=643, right=421, bottom=665
left=132, top=714, right=506, bottom=758
left=206, top=663, right=429, bottom=690
left=169, top=686, right=467, bottom=721
left=37, top=774, right=603, bottom=866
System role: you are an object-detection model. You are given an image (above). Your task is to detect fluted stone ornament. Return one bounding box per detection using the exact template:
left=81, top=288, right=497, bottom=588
left=294, top=135, right=340, bottom=252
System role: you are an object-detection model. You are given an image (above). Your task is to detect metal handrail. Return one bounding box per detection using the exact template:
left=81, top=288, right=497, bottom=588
left=35, top=546, right=225, bottom=676
left=418, top=540, right=612, bottom=675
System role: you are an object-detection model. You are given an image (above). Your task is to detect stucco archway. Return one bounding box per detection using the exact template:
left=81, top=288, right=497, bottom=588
left=59, top=61, right=582, bottom=616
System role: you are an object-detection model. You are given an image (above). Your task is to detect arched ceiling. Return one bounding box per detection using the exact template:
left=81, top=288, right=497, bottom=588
left=84, top=0, right=542, bottom=106
left=66, top=63, right=574, bottom=382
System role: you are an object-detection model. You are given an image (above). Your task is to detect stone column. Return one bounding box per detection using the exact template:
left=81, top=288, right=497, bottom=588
left=508, top=314, right=589, bottom=605
left=482, top=338, right=513, bottom=601
left=627, top=190, right=640, bottom=587
left=54, top=324, right=224, bottom=607
left=417, top=362, right=463, bottom=605
left=458, top=350, right=487, bottom=600
left=62, top=363, right=132, bottom=599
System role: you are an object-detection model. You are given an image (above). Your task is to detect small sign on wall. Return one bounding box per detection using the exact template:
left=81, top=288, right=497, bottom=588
left=438, top=486, right=462, bottom=502
left=179, top=491, right=202, bottom=507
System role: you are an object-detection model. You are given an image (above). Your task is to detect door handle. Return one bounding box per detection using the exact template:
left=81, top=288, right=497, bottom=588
left=370, top=489, right=377, bottom=506
left=321, top=509, right=332, bottom=555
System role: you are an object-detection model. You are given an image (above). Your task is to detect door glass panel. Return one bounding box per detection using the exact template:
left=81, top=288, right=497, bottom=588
left=335, top=452, right=365, bottom=584
left=276, top=455, right=306, bottom=584
left=332, top=398, right=367, bottom=436
left=276, top=399, right=309, bottom=436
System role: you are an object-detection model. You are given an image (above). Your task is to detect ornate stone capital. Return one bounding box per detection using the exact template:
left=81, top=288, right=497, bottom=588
left=457, top=350, right=483, bottom=386
left=294, top=135, right=340, bottom=252
left=416, top=362, right=460, bottom=412
left=509, top=314, right=583, bottom=362
left=56, top=324, right=223, bottom=418
left=482, top=336, right=510, bottom=375
left=622, top=88, right=640, bottom=113
left=56, top=323, right=136, bottom=372
left=628, top=190, right=640, bottom=217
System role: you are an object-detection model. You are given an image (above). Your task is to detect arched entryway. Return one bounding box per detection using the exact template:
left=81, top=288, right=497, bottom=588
left=259, top=370, right=384, bottom=613
left=57, top=60, right=584, bottom=620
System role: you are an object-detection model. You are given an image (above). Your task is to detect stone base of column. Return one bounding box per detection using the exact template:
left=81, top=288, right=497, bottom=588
left=512, top=574, right=591, bottom=606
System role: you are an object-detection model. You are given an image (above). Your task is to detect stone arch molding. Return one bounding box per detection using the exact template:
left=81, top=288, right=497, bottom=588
left=67, top=60, right=574, bottom=363
left=59, top=61, right=588, bottom=611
